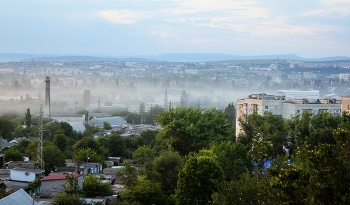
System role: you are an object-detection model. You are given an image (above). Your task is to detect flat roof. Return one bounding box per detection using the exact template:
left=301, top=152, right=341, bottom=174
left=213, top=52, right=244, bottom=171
left=11, top=168, right=44, bottom=174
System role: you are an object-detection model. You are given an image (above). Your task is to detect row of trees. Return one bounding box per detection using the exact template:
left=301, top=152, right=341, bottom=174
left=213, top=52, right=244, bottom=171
left=3, top=104, right=350, bottom=204
left=113, top=107, right=350, bottom=205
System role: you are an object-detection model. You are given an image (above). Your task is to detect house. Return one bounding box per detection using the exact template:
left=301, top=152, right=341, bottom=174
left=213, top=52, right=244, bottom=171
left=10, top=168, right=44, bottom=182
left=40, top=173, right=82, bottom=198
left=79, top=163, right=103, bottom=176
left=0, top=188, right=38, bottom=205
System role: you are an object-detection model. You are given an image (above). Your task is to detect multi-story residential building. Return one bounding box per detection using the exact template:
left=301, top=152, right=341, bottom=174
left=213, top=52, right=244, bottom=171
left=341, top=96, right=350, bottom=114
left=236, top=93, right=341, bottom=137
left=282, top=99, right=341, bottom=119
left=235, top=93, right=284, bottom=137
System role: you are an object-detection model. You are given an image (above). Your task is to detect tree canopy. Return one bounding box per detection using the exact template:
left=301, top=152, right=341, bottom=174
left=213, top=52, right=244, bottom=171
left=157, top=107, right=230, bottom=156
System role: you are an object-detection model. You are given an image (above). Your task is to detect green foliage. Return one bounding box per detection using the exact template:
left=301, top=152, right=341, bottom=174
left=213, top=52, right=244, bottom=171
left=238, top=111, right=287, bottom=157
left=133, top=146, right=156, bottom=165
left=24, top=108, right=31, bottom=132
left=212, top=172, right=265, bottom=205
left=251, top=139, right=274, bottom=168
left=134, top=130, right=158, bottom=148
left=123, top=175, right=164, bottom=205
left=108, top=134, right=127, bottom=157
left=28, top=178, right=41, bottom=193
left=12, top=138, right=30, bottom=153
left=210, top=141, right=252, bottom=180
left=53, top=174, right=84, bottom=205
left=53, top=192, right=85, bottom=205
left=3, top=148, right=23, bottom=161
left=0, top=182, right=10, bottom=199
left=73, top=136, right=104, bottom=156
left=43, top=145, right=66, bottom=174
left=83, top=174, right=113, bottom=197
left=224, top=102, right=236, bottom=124
left=150, top=150, right=181, bottom=196
left=73, top=148, right=103, bottom=163
left=0, top=116, right=15, bottom=140
left=126, top=113, right=142, bottom=124
left=175, top=151, right=224, bottom=205
left=103, top=121, right=112, bottom=130
left=157, top=107, right=229, bottom=156
left=116, top=161, right=138, bottom=188
left=53, top=133, right=68, bottom=152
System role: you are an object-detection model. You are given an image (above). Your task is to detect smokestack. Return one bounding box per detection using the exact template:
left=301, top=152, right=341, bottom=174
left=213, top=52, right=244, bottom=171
left=44, top=76, right=50, bottom=118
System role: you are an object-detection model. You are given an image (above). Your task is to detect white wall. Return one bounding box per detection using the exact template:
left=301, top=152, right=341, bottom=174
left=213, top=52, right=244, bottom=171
left=10, top=169, right=36, bottom=182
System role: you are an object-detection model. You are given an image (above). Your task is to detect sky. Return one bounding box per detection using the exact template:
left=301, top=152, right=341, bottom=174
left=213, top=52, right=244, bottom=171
left=1, top=0, right=350, bottom=58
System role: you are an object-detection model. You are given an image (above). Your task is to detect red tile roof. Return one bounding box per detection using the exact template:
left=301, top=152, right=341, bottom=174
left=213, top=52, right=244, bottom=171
left=41, top=173, right=80, bottom=181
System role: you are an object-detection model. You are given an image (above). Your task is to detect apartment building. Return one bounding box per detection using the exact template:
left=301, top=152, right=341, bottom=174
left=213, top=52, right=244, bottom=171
left=282, top=99, right=341, bottom=119
left=236, top=93, right=341, bottom=137
left=341, top=96, right=350, bottom=114
left=235, top=93, right=284, bottom=137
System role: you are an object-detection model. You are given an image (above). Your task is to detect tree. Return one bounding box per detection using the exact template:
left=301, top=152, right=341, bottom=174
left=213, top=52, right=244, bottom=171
left=13, top=138, right=31, bottom=153
left=285, top=111, right=312, bottom=151
left=0, top=182, right=10, bottom=199
left=116, top=161, right=138, bottom=188
left=108, top=134, right=126, bottom=157
left=133, top=146, right=156, bottom=165
left=151, top=150, right=181, bottom=196
left=238, top=111, right=287, bottom=158
left=224, top=102, right=236, bottom=124
left=3, top=148, right=24, bottom=161
left=0, top=116, right=15, bottom=141
left=53, top=133, right=68, bottom=152
left=134, top=130, right=158, bottom=148
left=175, top=151, right=224, bottom=205
left=73, top=136, right=103, bottom=155
left=43, top=145, right=66, bottom=174
left=212, top=172, right=266, bottom=205
left=83, top=174, right=113, bottom=197
left=73, top=148, right=103, bottom=163
left=103, top=121, right=112, bottom=130
left=157, top=107, right=229, bottom=156
left=24, top=108, right=31, bottom=134
left=308, top=111, right=340, bottom=147
left=237, top=111, right=263, bottom=148
left=53, top=174, right=85, bottom=205
left=210, top=141, right=252, bottom=181
left=123, top=175, right=164, bottom=205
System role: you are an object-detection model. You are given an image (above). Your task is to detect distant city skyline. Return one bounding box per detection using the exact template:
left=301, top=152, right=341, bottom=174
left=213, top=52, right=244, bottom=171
left=1, top=0, right=349, bottom=58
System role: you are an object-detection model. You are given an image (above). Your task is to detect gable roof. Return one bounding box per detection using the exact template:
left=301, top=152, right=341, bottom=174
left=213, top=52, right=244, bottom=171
left=0, top=188, right=38, bottom=205
left=41, top=173, right=81, bottom=181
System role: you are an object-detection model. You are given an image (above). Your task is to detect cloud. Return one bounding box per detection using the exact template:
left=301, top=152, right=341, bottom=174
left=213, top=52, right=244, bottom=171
left=98, top=10, right=152, bottom=24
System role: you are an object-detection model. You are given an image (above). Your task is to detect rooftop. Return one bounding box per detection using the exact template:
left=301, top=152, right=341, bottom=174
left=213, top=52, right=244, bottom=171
left=41, top=173, right=80, bottom=181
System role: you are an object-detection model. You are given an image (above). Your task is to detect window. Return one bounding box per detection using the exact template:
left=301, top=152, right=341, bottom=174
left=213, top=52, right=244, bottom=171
left=265, top=106, right=268, bottom=109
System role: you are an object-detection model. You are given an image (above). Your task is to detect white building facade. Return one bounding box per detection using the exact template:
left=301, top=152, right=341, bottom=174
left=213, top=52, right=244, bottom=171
left=10, top=168, right=44, bottom=182
left=236, top=93, right=284, bottom=137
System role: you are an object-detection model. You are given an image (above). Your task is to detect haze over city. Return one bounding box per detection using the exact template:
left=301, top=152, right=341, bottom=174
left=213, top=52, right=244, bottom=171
left=2, top=1, right=350, bottom=205
left=1, top=0, right=349, bottom=58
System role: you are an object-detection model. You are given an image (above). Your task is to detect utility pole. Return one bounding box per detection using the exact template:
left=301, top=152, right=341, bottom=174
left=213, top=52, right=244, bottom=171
left=36, top=105, right=44, bottom=174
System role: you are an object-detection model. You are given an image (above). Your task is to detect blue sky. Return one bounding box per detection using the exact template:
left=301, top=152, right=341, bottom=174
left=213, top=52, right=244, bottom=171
left=1, top=0, right=349, bottom=57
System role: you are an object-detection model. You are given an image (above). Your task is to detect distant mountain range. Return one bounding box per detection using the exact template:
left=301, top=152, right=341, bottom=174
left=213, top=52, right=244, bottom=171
left=0, top=53, right=349, bottom=62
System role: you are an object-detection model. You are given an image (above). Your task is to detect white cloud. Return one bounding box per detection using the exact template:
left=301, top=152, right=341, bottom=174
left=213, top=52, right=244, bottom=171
left=98, top=10, right=152, bottom=24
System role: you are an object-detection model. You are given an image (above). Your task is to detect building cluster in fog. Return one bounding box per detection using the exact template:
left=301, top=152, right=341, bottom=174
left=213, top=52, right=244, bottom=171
left=0, top=59, right=350, bottom=118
